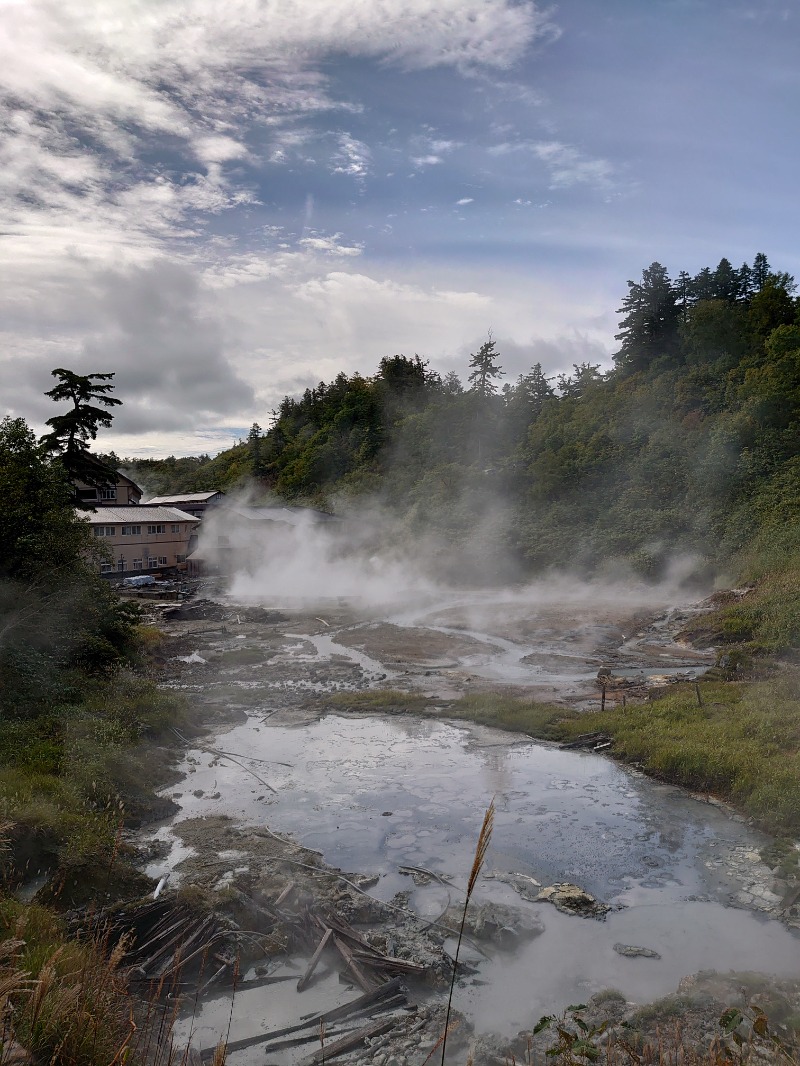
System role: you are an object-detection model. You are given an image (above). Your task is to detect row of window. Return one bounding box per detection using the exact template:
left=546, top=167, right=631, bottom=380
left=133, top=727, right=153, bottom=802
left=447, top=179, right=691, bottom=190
left=101, top=556, right=172, bottom=573
left=94, top=524, right=183, bottom=537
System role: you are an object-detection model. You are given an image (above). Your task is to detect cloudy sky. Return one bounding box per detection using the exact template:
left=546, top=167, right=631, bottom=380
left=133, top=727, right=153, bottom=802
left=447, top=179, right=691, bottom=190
left=2, top=0, right=798, bottom=457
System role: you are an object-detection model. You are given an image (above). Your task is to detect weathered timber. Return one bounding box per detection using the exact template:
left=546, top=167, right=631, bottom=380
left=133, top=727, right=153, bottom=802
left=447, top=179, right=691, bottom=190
left=300, top=1016, right=401, bottom=1064
left=275, top=881, right=295, bottom=907
left=297, top=926, right=333, bottom=992
left=332, top=933, right=381, bottom=992
left=201, top=977, right=404, bottom=1059
left=234, top=973, right=298, bottom=992
left=257, top=996, right=408, bottom=1057
left=350, top=951, right=427, bottom=976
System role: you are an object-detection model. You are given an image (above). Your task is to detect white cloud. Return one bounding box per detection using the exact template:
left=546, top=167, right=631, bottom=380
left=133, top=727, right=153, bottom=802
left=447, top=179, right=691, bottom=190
left=331, top=134, right=372, bottom=178
left=488, top=138, right=617, bottom=191
left=531, top=141, right=616, bottom=190
left=0, top=0, right=572, bottom=454
left=456, top=197, right=475, bottom=205
left=299, top=233, right=364, bottom=256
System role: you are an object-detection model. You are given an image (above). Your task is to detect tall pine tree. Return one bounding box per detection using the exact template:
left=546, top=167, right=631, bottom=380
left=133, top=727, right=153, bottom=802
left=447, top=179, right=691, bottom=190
left=614, top=262, right=680, bottom=374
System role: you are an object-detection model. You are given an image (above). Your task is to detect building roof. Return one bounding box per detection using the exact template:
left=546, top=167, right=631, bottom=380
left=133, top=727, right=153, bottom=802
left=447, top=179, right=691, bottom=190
left=145, top=491, right=223, bottom=505
left=227, top=505, right=340, bottom=526
left=80, top=506, right=200, bottom=524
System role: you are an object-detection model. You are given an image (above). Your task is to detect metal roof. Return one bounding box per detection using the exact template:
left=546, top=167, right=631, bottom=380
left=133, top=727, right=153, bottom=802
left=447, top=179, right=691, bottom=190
left=226, top=505, right=339, bottom=526
left=145, top=492, right=222, bottom=504
left=80, top=506, right=200, bottom=523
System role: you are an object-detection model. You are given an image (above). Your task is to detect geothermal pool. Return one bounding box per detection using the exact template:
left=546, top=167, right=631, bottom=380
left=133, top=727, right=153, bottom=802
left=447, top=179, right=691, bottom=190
left=149, top=711, right=800, bottom=1059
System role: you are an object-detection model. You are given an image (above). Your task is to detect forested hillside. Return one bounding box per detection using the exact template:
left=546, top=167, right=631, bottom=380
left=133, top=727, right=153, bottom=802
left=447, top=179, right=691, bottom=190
left=126, top=253, right=800, bottom=601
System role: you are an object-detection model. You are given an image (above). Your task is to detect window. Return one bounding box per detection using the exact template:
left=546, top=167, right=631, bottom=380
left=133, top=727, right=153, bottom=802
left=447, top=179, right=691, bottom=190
left=147, top=557, right=158, bottom=568
left=133, top=559, right=143, bottom=570
left=121, top=525, right=141, bottom=536
left=100, top=562, right=113, bottom=573
left=147, top=524, right=165, bottom=535
left=94, top=526, right=116, bottom=537
left=100, top=487, right=117, bottom=500
left=176, top=554, right=186, bottom=563
left=117, top=558, right=126, bottom=572
left=158, top=556, right=168, bottom=566
left=171, top=524, right=181, bottom=533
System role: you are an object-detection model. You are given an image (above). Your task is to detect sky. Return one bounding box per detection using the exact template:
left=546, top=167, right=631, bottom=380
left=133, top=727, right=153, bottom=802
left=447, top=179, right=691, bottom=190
left=2, top=0, right=799, bottom=457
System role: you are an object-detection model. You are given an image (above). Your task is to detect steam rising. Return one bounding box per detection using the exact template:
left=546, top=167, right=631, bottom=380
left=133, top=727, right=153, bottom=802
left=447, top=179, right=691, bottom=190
left=201, top=494, right=710, bottom=615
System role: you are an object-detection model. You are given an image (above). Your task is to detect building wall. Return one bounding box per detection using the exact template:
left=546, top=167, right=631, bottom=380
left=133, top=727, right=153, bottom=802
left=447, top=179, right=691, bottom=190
left=76, top=475, right=142, bottom=507
left=92, top=520, right=196, bottom=574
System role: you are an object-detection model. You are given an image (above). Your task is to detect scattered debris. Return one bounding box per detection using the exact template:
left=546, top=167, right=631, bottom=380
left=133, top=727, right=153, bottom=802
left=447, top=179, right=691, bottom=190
left=535, top=883, right=611, bottom=919
left=613, top=942, right=662, bottom=959
left=561, top=732, right=614, bottom=752
left=485, top=870, right=541, bottom=901
left=176, top=650, right=208, bottom=664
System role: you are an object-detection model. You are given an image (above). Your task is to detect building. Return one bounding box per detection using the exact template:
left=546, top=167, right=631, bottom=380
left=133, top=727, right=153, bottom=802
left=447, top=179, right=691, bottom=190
left=74, top=469, right=143, bottom=508
left=82, top=506, right=200, bottom=576
left=144, top=491, right=225, bottom=518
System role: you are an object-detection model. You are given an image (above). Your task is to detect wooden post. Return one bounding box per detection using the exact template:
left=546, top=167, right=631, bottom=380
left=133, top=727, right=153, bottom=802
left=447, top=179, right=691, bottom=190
left=695, top=682, right=703, bottom=708
left=600, top=684, right=606, bottom=712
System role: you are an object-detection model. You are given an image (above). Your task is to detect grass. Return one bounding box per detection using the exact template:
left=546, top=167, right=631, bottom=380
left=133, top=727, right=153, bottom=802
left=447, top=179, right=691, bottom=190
left=332, top=688, right=433, bottom=713
left=0, top=896, right=228, bottom=1066
left=564, top=674, right=800, bottom=836
left=678, top=559, right=800, bottom=660
left=0, top=674, right=189, bottom=891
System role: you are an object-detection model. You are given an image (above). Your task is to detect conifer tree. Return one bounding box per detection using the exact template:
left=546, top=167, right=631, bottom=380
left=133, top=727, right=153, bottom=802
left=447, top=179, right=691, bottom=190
left=41, top=369, right=122, bottom=492
left=467, top=336, right=505, bottom=396
left=614, top=262, right=680, bottom=374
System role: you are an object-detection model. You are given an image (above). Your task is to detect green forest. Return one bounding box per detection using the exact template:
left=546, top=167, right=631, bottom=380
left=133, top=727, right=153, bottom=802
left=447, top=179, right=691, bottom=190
left=126, top=253, right=800, bottom=612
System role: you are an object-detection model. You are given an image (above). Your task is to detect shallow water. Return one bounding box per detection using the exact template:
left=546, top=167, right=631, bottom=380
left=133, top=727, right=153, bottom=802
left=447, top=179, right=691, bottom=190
left=152, top=713, right=799, bottom=1054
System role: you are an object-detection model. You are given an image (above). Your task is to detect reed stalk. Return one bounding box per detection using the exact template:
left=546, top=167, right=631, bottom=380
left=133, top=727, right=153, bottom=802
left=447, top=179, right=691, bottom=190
left=439, top=798, right=495, bottom=1066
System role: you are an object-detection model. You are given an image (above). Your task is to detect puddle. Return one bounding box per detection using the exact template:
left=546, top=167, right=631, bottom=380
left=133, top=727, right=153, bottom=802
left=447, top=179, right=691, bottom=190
left=151, top=714, right=799, bottom=1053
left=294, top=630, right=396, bottom=681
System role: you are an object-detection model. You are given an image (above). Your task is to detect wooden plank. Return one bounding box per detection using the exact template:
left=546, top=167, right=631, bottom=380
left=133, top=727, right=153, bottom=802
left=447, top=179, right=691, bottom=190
left=351, top=952, right=427, bottom=975
left=297, top=927, right=333, bottom=992
left=259, top=996, right=408, bottom=1056
left=331, top=934, right=381, bottom=993
left=275, top=881, right=295, bottom=907
left=301, top=1016, right=401, bottom=1065
left=203, top=976, right=404, bottom=1059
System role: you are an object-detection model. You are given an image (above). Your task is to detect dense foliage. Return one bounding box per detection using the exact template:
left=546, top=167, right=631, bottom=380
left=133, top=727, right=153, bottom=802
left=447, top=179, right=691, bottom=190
left=0, top=417, right=143, bottom=716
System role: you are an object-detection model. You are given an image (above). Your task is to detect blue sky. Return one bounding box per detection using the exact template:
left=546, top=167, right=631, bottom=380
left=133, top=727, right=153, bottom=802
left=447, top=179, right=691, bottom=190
left=1, top=0, right=798, bottom=456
